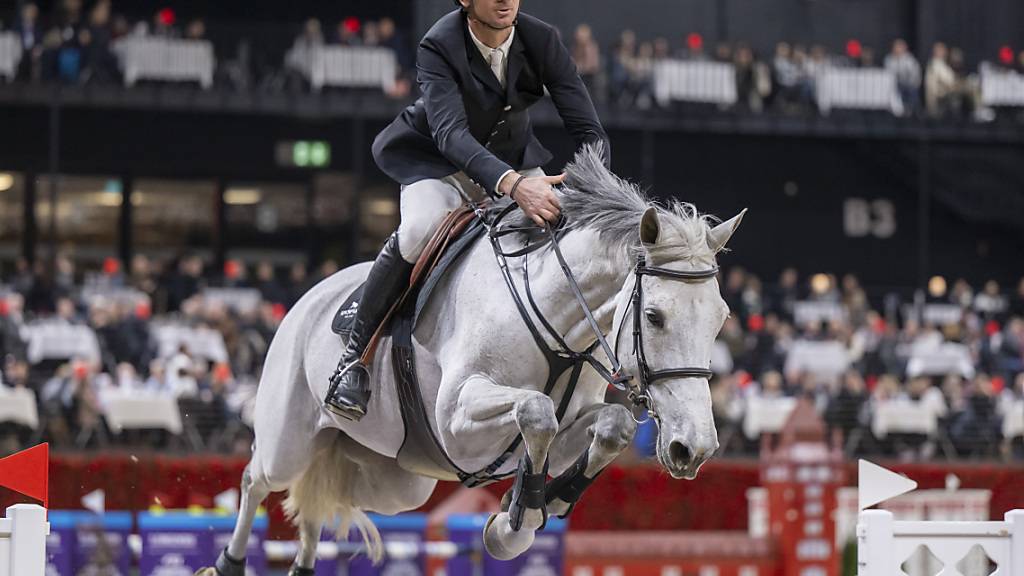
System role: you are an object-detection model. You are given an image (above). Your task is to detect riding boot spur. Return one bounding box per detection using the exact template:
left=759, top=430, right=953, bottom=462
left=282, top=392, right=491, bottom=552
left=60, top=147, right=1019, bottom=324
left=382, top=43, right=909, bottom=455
left=324, top=232, right=413, bottom=421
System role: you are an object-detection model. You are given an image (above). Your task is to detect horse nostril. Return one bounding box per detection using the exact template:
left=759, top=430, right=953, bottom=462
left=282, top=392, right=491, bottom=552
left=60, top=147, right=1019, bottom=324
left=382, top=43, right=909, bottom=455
left=669, top=441, right=691, bottom=466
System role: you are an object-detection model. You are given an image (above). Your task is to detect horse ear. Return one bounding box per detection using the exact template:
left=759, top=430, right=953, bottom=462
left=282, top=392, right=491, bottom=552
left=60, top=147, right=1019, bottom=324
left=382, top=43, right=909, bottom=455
left=707, top=208, right=747, bottom=252
left=640, top=207, right=660, bottom=246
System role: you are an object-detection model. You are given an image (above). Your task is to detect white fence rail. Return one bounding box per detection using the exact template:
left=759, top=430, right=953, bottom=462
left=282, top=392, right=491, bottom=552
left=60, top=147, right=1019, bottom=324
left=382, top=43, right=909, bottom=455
left=857, top=509, right=1024, bottom=576
left=0, top=505, right=49, bottom=576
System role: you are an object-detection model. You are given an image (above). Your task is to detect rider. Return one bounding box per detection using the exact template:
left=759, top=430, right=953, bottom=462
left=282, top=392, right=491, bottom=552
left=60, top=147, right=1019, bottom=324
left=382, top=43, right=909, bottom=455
left=325, top=0, right=610, bottom=421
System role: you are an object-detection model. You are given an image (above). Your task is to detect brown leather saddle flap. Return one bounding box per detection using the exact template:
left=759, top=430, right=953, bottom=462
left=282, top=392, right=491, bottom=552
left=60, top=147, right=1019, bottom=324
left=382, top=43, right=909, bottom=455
left=360, top=203, right=483, bottom=363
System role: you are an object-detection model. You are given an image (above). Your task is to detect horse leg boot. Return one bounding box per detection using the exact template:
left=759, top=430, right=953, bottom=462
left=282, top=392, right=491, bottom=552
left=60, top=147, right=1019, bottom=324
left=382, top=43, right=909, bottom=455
left=198, top=465, right=271, bottom=576
left=545, top=404, right=636, bottom=518
left=483, top=392, right=559, bottom=560
left=324, top=232, right=412, bottom=421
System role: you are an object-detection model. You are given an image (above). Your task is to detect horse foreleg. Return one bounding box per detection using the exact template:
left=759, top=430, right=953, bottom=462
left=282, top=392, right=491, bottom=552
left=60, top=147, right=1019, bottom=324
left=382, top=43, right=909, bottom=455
left=544, top=403, right=636, bottom=518
left=197, top=464, right=272, bottom=576
left=452, top=376, right=558, bottom=560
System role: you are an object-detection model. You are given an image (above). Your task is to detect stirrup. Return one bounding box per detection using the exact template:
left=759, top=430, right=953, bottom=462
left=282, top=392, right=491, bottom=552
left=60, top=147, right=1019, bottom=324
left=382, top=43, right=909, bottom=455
left=324, top=361, right=369, bottom=421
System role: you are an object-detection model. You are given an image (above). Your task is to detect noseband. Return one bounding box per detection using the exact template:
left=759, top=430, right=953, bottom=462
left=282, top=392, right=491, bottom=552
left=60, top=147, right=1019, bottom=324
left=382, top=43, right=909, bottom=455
left=614, top=256, right=719, bottom=421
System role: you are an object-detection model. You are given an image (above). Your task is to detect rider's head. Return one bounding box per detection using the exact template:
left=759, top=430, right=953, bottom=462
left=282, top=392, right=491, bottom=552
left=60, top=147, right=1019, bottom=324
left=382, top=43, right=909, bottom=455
left=456, top=0, right=519, bottom=31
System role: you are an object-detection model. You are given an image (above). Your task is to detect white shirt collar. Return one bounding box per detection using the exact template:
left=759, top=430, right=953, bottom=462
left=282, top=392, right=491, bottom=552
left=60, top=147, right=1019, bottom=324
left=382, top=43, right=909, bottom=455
left=467, top=21, right=515, bottom=64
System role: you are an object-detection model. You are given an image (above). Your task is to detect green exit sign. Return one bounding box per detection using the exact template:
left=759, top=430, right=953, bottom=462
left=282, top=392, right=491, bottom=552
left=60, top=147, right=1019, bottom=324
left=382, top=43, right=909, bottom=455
left=276, top=140, right=331, bottom=168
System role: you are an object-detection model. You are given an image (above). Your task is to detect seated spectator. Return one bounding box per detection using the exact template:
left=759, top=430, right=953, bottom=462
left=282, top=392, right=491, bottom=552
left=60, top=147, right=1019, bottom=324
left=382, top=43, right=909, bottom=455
left=950, top=373, right=1001, bottom=456
left=884, top=38, right=922, bottom=116
left=362, top=20, right=380, bottom=46
left=925, top=42, right=958, bottom=117
left=713, top=42, right=732, bottom=64
left=334, top=17, right=362, bottom=46
left=377, top=17, right=411, bottom=71
left=974, top=280, right=1007, bottom=319
left=255, top=261, right=287, bottom=305
left=630, top=41, right=655, bottom=109
left=856, top=46, right=877, bottom=68
left=184, top=18, right=206, bottom=41
left=677, top=32, right=707, bottom=61
left=150, top=8, right=177, bottom=38
left=826, top=370, right=869, bottom=443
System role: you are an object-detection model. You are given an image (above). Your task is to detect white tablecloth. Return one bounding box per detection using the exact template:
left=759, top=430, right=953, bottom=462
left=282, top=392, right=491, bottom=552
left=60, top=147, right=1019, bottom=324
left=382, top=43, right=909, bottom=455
left=22, top=321, right=102, bottom=364
left=0, top=387, right=39, bottom=429
left=743, top=396, right=797, bottom=439
left=871, top=399, right=938, bottom=438
left=152, top=323, right=228, bottom=363
left=905, top=342, right=974, bottom=378
left=653, top=60, right=737, bottom=105
left=113, top=36, right=214, bottom=88
left=286, top=45, right=396, bottom=92
left=793, top=301, right=847, bottom=326
left=784, top=340, right=849, bottom=380
left=1003, top=399, right=1024, bottom=439
left=0, top=32, right=21, bottom=81
left=980, top=66, right=1024, bottom=107
left=921, top=304, right=963, bottom=326
left=101, top=391, right=182, bottom=434
left=201, top=287, right=263, bottom=315
left=816, top=67, right=903, bottom=115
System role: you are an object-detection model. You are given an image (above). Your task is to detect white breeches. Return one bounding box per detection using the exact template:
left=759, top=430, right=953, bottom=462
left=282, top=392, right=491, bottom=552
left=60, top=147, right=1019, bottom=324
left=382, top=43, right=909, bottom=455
left=396, top=168, right=545, bottom=263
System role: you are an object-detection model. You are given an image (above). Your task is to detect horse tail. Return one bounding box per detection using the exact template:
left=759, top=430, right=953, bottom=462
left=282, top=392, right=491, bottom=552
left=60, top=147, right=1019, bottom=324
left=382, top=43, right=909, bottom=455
left=283, top=435, right=383, bottom=564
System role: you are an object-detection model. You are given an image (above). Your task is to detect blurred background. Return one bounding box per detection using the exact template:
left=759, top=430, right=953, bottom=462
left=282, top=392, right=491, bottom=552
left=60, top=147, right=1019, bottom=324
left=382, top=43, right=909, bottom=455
left=0, top=0, right=1022, bottom=574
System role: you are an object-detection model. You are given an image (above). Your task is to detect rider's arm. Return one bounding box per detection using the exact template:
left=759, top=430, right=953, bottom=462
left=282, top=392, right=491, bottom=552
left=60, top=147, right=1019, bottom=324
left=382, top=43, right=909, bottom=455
left=418, top=40, right=514, bottom=195
left=538, top=23, right=611, bottom=166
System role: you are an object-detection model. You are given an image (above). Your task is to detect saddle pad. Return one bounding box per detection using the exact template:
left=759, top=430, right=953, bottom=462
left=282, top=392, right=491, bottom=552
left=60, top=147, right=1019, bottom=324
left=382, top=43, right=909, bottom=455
left=330, top=281, right=366, bottom=337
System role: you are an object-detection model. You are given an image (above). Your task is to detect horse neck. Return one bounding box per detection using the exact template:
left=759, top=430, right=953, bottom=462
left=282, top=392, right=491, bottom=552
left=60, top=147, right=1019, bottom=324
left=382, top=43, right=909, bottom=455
left=525, top=228, right=631, bottom=350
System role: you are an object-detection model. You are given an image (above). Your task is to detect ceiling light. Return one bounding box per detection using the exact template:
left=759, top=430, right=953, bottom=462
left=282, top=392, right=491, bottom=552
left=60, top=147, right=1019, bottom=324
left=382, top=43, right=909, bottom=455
left=225, top=188, right=262, bottom=205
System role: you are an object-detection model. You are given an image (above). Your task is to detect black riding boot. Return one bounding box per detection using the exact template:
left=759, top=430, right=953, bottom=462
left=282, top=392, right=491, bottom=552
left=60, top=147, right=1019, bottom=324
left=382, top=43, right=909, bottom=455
left=324, top=233, right=413, bottom=421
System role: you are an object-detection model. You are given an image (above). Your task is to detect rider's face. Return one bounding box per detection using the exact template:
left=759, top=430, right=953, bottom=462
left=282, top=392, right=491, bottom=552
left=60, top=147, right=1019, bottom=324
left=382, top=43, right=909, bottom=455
left=462, top=0, right=519, bottom=30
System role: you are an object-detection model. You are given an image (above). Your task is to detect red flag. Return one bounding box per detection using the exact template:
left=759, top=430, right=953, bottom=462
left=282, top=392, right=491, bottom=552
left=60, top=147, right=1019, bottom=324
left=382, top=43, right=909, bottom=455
left=0, top=443, right=49, bottom=508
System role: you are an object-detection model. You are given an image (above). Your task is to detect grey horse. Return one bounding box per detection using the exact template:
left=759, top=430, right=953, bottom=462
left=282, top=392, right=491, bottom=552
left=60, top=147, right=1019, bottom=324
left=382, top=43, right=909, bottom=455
left=198, top=146, right=745, bottom=575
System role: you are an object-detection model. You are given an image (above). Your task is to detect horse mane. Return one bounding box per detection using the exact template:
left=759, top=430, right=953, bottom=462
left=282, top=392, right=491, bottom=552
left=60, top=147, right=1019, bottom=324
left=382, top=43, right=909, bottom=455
left=559, top=143, right=720, bottom=268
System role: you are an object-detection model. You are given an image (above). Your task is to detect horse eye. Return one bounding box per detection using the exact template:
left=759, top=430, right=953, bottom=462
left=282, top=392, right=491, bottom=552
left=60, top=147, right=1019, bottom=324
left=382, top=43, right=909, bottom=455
left=645, top=309, right=664, bottom=328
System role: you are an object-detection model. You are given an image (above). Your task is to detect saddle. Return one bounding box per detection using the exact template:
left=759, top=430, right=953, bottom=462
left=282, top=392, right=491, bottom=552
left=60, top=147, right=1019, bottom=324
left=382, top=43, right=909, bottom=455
left=331, top=204, right=490, bottom=483
left=331, top=203, right=483, bottom=344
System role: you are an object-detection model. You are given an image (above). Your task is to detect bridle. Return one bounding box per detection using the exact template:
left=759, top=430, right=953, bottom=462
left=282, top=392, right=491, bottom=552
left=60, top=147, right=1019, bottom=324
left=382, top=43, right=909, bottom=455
left=612, top=256, right=719, bottom=421
left=482, top=201, right=719, bottom=422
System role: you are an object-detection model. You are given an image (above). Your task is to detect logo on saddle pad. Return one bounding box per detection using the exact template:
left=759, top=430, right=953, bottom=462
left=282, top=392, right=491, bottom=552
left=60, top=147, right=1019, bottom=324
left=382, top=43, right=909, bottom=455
left=341, top=301, right=359, bottom=318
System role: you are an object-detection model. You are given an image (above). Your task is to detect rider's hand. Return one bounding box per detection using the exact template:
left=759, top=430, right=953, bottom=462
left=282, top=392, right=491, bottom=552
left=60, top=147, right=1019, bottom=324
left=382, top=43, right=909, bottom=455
left=501, top=173, right=565, bottom=227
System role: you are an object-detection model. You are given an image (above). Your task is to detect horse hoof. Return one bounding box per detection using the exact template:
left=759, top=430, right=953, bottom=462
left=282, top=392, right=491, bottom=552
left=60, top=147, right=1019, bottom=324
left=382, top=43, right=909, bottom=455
left=210, top=548, right=246, bottom=576
left=482, top=512, right=534, bottom=561
left=193, top=569, right=218, bottom=576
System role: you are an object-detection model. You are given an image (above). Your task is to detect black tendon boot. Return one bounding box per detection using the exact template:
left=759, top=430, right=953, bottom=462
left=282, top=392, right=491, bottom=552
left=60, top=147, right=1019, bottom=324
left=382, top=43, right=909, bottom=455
left=324, top=233, right=413, bottom=420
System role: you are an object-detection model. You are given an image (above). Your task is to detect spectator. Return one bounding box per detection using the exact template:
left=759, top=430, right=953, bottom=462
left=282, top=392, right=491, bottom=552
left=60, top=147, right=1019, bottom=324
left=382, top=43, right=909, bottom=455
left=734, top=44, right=761, bottom=112
left=857, top=46, right=877, bottom=68
left=377, top=17, right=411, bottom=72
left=12, top=3, right=42, bottom=81
left=771, top=42, right=809, bottom=111
left=294, top=17, right=324, bottom=51
left=826, top=370, right=868, bottom=443
left=713, top=42, right=732, bottom=64
left=950, top=373, right=1000, bottom=456
left=82, top=0, right=116, bottom=84
left=975, top=280, right=1007, bottom=319
left=885, top=39, right=922, bottom=116
left=361, top=20, right=380, bottom=46
left=334, top=17, right=362, bottom=46
left=572, top=24, right=603, bottom=103
left=150, top=8, right=177, bottom=38
left=608, top=29, right=637, bottom=106
left=678, top=32, right=706, bottom=61
left=164, top=254, right=205, bottom=312
left=288, top=261, right=310, bottom=307
left=925, top=42, right=957, bottom=117
left=631, top=41, right=655, bottom=109
left=184, top=18, right=206, bottom=41
left=255, top=261, right=287, bottom=305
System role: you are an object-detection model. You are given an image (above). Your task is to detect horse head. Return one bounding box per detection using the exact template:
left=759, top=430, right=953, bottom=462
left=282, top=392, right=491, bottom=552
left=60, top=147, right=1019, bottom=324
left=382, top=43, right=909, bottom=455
left=616, top=205, right=745, bottom=479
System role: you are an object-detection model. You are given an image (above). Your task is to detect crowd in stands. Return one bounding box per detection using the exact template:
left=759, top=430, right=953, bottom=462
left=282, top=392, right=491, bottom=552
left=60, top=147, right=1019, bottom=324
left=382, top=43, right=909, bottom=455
left=575, top=26, right=1024, bottom=119
left=4, top=3, right=1024, bottom=120
left=1, top=254, right=1023, bottom=462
